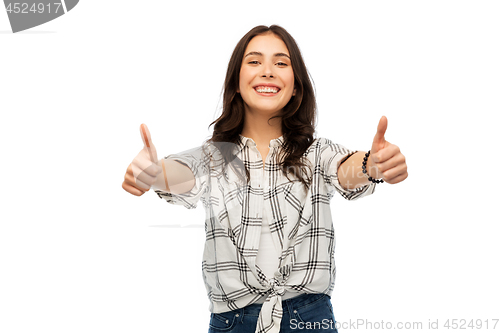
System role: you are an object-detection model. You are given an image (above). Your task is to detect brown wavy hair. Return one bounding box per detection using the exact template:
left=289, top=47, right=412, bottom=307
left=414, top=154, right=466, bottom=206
left=202, top=25, right=317, bottom=190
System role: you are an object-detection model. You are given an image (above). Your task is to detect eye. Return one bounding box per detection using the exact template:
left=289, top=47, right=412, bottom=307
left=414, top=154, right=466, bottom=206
left=277, top=62, right=288, bottom=66
left=248, top=61, right=259, bottom=64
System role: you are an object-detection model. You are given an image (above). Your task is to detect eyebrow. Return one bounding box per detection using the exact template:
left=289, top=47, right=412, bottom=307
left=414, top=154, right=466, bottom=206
left=244, top=51, right=290, bottom=59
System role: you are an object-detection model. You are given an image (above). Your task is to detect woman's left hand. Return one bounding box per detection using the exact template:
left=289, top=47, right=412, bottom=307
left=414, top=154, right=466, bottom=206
left=367, top=116, right=408, bottom=184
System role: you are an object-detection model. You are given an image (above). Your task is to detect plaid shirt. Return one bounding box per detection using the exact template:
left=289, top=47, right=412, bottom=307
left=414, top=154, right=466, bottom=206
left=155, top=134, right=376, bottom=333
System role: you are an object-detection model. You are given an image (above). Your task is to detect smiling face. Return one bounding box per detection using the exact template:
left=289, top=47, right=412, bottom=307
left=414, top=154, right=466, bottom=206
left=238, top=33, right=296, bottom=118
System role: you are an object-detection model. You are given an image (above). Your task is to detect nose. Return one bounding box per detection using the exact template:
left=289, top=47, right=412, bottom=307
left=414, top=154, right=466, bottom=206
left=260, top=61, right=274, bottom=78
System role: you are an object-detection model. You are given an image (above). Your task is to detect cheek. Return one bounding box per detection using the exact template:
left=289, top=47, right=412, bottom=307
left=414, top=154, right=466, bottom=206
left=238, top=71, right=247, bottom=92
left=284, top=72, right=295, bottom=91
left=239, top=66, right=252, bottom=82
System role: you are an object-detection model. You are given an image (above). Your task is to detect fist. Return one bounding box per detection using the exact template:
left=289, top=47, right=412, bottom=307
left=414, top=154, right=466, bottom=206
left=122, top=124, right=161, bottom=196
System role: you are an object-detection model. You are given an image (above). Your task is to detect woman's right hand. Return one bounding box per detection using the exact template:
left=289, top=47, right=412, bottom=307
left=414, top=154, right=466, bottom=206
left=122, top=124, right=161, bottom=196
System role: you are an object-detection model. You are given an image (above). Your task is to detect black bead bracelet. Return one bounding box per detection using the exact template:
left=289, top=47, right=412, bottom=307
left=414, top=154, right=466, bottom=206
left=362, top=150, right=384, bottom=184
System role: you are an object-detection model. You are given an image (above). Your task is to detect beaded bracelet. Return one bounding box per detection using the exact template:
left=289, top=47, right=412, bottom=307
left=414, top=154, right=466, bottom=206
left=362, top=150, right=384, bottom=184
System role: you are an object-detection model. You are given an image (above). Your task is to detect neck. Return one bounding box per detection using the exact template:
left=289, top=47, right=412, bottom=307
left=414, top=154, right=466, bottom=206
left=240, top=111, right=283, bottom=147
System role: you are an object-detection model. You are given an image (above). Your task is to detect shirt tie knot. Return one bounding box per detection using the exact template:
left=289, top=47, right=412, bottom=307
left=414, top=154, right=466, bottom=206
left=269, top=278, right=285, bottom=296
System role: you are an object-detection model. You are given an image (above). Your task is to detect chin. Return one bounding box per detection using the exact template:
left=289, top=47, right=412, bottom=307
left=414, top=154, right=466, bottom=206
left=254, top=107, right=282, bottom=115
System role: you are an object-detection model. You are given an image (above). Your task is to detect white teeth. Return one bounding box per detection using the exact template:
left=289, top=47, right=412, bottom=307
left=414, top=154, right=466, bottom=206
left=255, top=86, right=279, bottom=93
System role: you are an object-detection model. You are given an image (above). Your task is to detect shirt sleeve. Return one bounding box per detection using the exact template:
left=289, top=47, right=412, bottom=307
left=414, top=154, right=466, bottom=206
left=320, top=138, right=376, bottom=200
left=154, top=144, right=210, bottom=209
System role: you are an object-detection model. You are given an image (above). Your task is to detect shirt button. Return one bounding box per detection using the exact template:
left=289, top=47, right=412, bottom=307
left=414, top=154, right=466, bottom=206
left=293, top=310, right=297, bottom=313
left=235, top=314, right=240, bottom=317
left=226, top=319, right=229, bottom=324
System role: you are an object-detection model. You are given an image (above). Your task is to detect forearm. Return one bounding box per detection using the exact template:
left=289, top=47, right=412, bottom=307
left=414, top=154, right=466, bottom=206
left=337, top=151, right=380, bottom=190
left=152, top=158, right=196, bottom=194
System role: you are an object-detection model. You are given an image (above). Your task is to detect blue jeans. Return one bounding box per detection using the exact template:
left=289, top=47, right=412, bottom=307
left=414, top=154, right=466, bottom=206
left=207, top=293, right=339, bottom=333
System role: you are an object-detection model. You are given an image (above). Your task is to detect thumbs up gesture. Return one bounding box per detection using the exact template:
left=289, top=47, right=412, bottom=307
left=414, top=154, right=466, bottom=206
left=366, top=116, right=408, bottom=184
left=122, top=124, right=162, bottom=196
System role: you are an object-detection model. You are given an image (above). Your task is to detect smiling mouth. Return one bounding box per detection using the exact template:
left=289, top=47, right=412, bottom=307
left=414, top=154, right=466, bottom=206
left=254, top=86, right=280, bottom=94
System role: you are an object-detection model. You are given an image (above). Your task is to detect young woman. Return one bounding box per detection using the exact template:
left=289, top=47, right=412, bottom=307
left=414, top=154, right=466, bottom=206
left=122, top=25, right=407, bottom=333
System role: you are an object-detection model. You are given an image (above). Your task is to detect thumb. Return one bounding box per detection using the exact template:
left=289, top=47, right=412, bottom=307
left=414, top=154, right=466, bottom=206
left=371, top=116, right=388, bottom=153
left=140, top=123, right=158, bottom=164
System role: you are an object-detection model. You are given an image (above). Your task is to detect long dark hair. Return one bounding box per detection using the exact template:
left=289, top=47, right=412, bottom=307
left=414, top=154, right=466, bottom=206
left=203, top=25, right=317, bottom=190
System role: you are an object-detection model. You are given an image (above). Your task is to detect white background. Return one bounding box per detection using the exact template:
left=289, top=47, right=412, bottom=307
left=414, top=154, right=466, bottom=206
left=1, top=1, right=499, bottom=332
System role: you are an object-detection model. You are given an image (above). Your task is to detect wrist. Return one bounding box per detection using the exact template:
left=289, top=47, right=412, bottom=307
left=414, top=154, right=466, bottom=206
left=152, top=159, right=170, bottom=192
left=363, top=151, right=384, bottom=183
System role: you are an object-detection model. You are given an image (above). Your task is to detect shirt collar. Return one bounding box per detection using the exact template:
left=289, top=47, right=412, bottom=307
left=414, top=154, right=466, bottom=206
left=236, top=134, right=285, bottom=154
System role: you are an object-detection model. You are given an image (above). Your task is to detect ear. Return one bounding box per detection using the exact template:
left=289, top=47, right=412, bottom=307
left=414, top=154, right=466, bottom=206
left=292, top=87, right=296, bottom=96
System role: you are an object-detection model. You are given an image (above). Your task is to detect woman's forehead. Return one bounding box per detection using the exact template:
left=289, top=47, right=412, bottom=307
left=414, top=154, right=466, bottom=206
left=245, top=33, right=289, bottom=55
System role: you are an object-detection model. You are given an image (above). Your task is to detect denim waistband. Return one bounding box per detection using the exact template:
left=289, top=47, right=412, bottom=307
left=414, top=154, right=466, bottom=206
left=229, top=293, right=329, bottom=317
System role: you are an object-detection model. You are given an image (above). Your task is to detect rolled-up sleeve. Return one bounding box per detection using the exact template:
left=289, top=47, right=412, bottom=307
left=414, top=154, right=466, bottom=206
left=320, top=138, right=376, bottom=200
left=155, top=144, right=210, bottom=209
